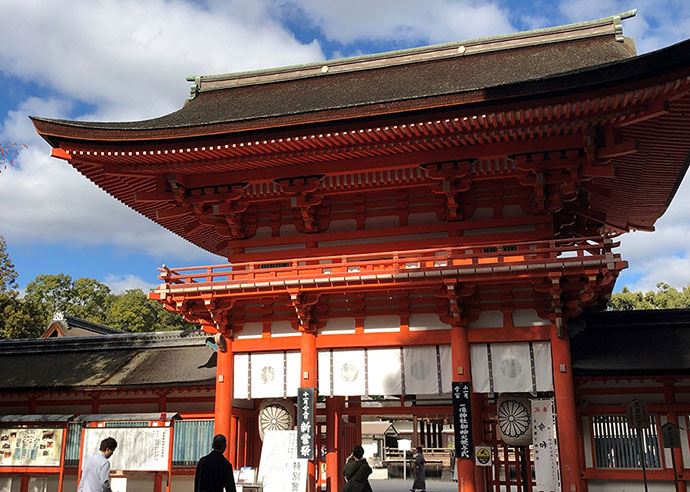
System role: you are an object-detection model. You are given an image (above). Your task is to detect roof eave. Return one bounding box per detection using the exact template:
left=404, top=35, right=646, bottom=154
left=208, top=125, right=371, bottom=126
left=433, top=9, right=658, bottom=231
left=30, top=37, right=690, bottom=146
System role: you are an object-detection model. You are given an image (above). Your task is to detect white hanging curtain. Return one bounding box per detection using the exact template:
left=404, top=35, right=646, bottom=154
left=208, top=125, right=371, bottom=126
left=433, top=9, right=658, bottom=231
left=318, top=345, right=451, bottom=397
left=403, top=345, right=440, bottom=395
left=470, top=341, right=554, bottom=393
left=233, top=351, right=301, bottom=399
left=366, top=348, right=402, bottom=395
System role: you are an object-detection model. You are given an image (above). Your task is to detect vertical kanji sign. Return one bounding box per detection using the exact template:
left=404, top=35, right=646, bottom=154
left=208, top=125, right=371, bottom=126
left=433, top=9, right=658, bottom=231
left=297, top=387, right=315, bottom=460
left=452, top=382, right=473, bottom=459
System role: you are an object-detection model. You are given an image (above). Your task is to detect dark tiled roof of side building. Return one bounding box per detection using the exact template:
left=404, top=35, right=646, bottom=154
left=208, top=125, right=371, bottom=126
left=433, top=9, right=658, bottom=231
left=0, top=331, right=216, bottom=389
left=42, top=313, right=122, bottom=338
left=1, top=308, right=689, bottom=392
left=571, top=308, right=690, bottom=376
left=31, top=12, right=640, bottom=139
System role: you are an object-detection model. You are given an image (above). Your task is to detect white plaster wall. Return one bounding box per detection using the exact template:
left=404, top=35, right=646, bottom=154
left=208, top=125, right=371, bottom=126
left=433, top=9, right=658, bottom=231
left=471, top=207, right=494, bottom=219
left=512, top=308, right=549, bottom=327
left=363, top=315, right=400, bottom=333
left=468, top=310, right=503, bottom=328
left=319, top=317, right=355, bottom=335
left=364, top=215, right=399, bottom=229
left=409, top=313, right=450, bottom=332
left=237, top=322, right=262, bottom=339
left=408, top=212, right=441, bottom=225
left=271, top=320, right=298, bottom=337
left=502, top=204, right=525, bottom=217
left=327, top=219, right=357, bottom=232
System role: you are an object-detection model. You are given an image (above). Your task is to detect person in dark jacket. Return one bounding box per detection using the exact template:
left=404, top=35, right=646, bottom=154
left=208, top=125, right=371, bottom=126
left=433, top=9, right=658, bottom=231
left=343, top=445, right=373, bottom=492
left=410, top=446, right=426, bottom=492
left=194, top=434, right=237, bottom=492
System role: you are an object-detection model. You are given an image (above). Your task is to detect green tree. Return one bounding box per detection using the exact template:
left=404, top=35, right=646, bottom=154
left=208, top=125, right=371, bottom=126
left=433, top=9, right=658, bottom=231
left=153, top=303, right=194, bottom=331
left=23, top=274, right=114, bottom=327
left=24, top=274, right=77, bottom=326
left=106, top=289, right=193, bottom=332
left=0, top=236, right=18, bottom=295
left=0, top=236, right=44, bottom=338
left=608, top=283, right=690, bottom=310
left=106, top=289, right=157, bottom=332
left=70, top=277, right=112, bottom=322
left=0, top=298, right=42, bottom=339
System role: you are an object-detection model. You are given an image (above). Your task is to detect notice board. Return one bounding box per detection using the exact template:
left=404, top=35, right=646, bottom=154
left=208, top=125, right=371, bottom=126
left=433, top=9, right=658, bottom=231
left=258, top=430, right=306, bottom=492
left=82, top=427, right=170, bottom=471
left=0, top=428, right=64, bottom=467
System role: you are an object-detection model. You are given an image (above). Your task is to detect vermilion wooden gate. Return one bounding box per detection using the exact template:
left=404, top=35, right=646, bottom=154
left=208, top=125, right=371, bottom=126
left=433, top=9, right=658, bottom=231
left=485, top=419, right=535, bottom=492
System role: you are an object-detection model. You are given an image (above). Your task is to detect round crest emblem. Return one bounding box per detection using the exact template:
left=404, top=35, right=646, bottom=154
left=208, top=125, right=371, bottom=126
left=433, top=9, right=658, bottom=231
left=496, top=394, right=532, bottom=446
left=340, top=362, right=359, bottom=382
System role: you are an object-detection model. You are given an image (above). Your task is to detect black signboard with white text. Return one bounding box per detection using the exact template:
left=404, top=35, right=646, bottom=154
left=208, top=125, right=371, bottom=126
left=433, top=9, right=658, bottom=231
left=452, top=381, right=473, bottom=459
left=297, top=387, right=315, bottom=460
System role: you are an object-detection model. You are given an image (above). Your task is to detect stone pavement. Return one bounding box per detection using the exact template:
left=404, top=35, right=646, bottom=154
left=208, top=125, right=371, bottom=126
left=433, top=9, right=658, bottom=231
left=367, top=478, right=457, bottom=491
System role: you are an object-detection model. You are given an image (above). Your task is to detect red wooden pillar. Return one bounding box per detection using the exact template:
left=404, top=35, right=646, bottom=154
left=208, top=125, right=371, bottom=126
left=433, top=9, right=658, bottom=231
left=349, top=396, right=362, bottom=445
left=665, top=384, right=687, bottom=492
left=213, top=332, right=236, bottom=463
left=153, top=473, right=163, bottom=492
left=471, top=392, right=486, bottom=491
left=450, top=322, right=476, bottom=492
left=551, top=320, right=583, bottom=492
left=326, top=396, right=345, bottom=492
left=301, top=331, right=318, bottom=492
left=20, top=475, right=29, bottom=492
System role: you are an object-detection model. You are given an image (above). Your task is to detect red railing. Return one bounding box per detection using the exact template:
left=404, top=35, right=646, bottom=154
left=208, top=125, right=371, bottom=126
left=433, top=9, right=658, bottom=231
left=156, top=237, right=620, bottom=289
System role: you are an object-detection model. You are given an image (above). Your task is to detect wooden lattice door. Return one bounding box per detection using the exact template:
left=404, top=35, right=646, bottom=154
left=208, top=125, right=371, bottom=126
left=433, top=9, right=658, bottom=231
left=485, top=418, right=535, bottom=492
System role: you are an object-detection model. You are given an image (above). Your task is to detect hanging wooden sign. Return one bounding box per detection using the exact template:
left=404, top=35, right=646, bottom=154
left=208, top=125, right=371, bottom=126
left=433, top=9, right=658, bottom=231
left=452, top=382, right=473, bottom=459
left=297, top=387, right=315, bottom=460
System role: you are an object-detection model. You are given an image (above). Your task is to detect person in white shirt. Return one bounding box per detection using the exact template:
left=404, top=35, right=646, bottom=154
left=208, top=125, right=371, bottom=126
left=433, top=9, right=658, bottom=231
left=78, top=437, right=118, bottom=492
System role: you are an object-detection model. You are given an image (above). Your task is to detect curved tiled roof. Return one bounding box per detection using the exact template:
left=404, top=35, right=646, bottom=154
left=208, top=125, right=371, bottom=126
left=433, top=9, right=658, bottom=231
left=32, top=12, right=638, bottom=141
left=0, top=331, right=216, bottom=389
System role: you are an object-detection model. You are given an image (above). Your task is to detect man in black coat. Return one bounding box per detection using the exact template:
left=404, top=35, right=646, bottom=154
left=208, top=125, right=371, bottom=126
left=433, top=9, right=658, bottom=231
left=194, top=434, right=237, bottom=492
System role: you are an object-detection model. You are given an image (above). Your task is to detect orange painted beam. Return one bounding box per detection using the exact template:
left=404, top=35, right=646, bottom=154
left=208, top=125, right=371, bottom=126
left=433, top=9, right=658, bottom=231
left=232, top=326, right=550, bottom=353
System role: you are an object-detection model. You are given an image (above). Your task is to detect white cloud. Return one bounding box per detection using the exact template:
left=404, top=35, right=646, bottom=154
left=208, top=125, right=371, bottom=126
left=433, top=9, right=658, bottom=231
left=558, top=0, right=690, bottom=53
left=103, top=274, right=157, bottom=295
left=0, top=0, right=324, bottom=121
left=0, top=140, right=222, bottom=262
left=621, top=256, right=690, bottom=292
left=282, top=0, right=515, bottom=45
left=0, top=0, right=324, bottom=262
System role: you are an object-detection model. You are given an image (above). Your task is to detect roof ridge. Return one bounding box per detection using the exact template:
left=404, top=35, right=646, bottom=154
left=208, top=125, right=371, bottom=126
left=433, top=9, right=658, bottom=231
left=0, top=330, right=208, bottom=354
left=188, top=10, right=636, bottom=95
left=63, top=314, right=122, bottom=333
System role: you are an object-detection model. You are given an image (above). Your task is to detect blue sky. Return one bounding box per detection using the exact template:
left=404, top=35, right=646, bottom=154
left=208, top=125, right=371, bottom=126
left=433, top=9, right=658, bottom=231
left=1, top=0, right=690, bottom=294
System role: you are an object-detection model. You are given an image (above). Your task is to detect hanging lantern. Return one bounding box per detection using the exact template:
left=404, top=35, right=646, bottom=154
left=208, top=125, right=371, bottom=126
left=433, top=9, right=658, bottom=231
left=496, top=394, right=532, bottom=446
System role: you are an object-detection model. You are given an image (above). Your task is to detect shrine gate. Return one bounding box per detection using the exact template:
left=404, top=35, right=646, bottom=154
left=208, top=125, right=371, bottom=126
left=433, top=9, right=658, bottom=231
left=31, top=10, right=690, bottom=492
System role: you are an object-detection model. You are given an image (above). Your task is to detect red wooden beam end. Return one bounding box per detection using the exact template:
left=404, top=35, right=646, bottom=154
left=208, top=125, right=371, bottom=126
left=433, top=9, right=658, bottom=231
left=51, top=148, right=71, bottom=161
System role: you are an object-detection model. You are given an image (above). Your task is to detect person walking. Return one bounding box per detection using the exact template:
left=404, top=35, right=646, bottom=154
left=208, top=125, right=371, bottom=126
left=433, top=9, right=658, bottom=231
left=410, top=446, right=426, bottom=492
left=343, top=445, right=373, bottom=492
left=77, top=437, right=117, bottom=492
left=194, top=434, right=237, bottom=492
